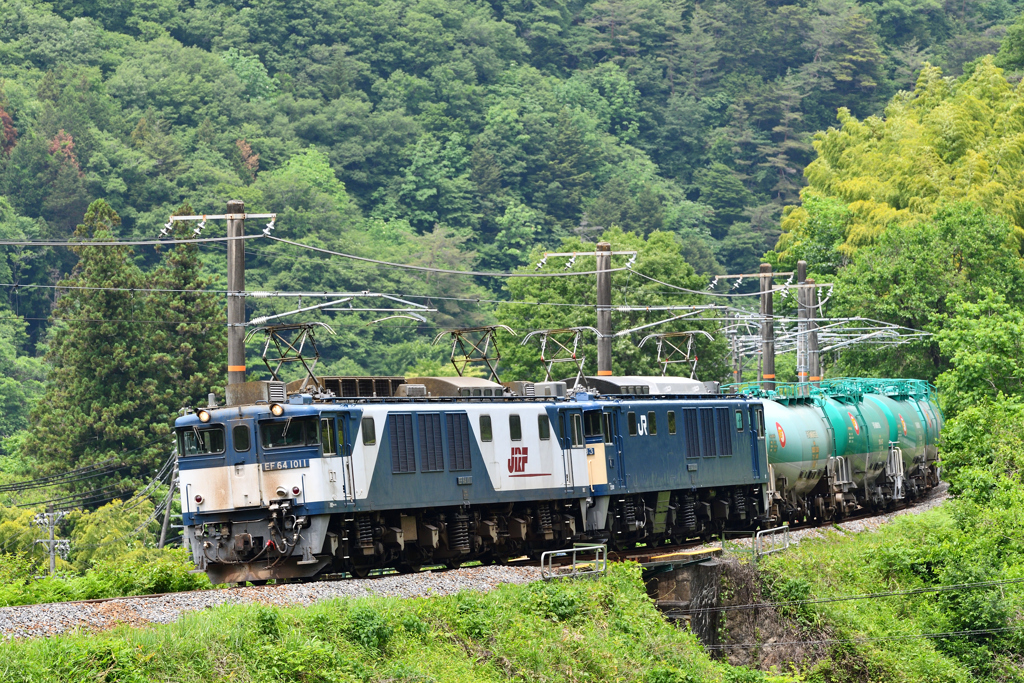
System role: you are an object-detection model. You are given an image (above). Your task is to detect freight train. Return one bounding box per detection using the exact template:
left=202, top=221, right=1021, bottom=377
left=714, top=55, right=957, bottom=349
left=176, top=374, right=941, bottom=584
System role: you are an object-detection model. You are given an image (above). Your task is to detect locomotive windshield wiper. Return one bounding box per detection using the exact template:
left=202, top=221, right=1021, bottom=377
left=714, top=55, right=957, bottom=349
left=281, top=417, right=293, bottom=441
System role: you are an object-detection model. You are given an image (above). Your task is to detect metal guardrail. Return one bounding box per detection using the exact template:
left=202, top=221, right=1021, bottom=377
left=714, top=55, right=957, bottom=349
left=753, top=525, right=790, bottom=558
left=720, top=525, right=791, bottom=563
left=540, top=543, right=607, bottom=580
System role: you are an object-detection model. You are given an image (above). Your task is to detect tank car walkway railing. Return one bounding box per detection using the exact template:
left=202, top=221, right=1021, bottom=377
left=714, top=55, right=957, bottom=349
left=540, top=543, right=607, bottom=580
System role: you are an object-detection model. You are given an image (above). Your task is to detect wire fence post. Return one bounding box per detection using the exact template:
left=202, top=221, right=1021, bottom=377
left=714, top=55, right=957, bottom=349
left=158, top=459, right=178, bottom=549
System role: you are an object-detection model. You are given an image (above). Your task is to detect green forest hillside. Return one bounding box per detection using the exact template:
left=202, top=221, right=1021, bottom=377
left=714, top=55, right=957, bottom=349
left=3, top=0, right=1024, bottom=477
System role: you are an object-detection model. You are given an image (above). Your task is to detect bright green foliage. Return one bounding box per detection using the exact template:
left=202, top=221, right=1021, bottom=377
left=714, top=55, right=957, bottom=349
left=763, top=392, right=1024, bottom=681
left=939, top=396, right=1024, bottom=501
left=827, top=202, right=1024, bottom=380
left=496, top=227, right=730, bottom=382
left=0, top=563, right=784, bottom=682
left=777, top=58, right=1024, bottom=261
left=935, top=290, right=1024, bottom=414
left=0, top=547, right=211, bottom=607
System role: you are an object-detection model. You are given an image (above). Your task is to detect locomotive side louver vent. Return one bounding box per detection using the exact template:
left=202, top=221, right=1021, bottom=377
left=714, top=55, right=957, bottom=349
left=716, top=408, right=733, bottom=456
left=419, top=414, right=444, bottom=472
left=447, top=413, right=472, bottom=471
left=268, top=381, right=286, bottom=403
left=389, top=414, right=416, bottom=473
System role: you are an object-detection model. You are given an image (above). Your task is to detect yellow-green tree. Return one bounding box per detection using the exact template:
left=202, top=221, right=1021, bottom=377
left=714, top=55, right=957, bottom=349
left=774, top=57, right=1024, bottom=264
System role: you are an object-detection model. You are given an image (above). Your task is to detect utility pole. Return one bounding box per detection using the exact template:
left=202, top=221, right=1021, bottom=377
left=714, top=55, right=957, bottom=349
left=34, top=505, right=68, bottom=576
left=227, top=200, right=246, bottom=385
left=796, top=260, right=808, bottom=384
left=158, top=463, right=178, bottom=549
left=595, top=242, right=612, bottom=376
left=807, top=278, right=821, bottom=383
left=759, top=263, right=775, bottom=391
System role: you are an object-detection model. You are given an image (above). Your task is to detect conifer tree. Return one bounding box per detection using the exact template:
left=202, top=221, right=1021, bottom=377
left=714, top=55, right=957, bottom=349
left=23, top=200, right=160, bottom=481
left=143, top=202, right=226, bottom=417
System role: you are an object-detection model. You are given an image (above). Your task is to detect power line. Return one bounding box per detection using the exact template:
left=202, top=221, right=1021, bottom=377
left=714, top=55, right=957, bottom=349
left=0, top=235, right=263, bottom=247
left=705, top=626, right=1022, bottom=650
left=676, top=577, right=1024, bottom=615
left=0, top=459, right=118, bottom=493
left=265, top=236, right=633, bottom=278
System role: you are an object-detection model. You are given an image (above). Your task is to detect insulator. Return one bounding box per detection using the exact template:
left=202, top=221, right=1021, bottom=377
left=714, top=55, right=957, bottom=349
left=248, top=291, right=272, bottom=298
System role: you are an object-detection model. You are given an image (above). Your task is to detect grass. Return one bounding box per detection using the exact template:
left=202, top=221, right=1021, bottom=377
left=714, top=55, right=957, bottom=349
left=757, top=506, right=1024, bottom=683
left=0, top=563, right=798, bottom=683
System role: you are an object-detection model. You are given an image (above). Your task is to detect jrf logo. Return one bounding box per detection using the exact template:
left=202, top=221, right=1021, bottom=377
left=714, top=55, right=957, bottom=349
left=508, top=446, right=528, bottom=473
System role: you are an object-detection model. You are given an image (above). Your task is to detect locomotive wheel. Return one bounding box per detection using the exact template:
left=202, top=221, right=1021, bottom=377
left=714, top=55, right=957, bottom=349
left=445, top=559, right=463, bottom=570
left=397, top=563, right=421, bottom=574
left=350, top=565, right=372, bottom=579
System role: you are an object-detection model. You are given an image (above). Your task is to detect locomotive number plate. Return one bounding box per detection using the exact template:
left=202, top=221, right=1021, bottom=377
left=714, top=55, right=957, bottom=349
left=262, top=459, right=310, bottom=471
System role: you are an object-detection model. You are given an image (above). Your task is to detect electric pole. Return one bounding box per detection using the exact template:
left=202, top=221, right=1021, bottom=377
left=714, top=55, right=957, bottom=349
left=596, top=242, right=612, bottom=376
left=759, top=263, right=775, bottom=391
left=796, top=260, right=808, bottom=384
left=227, top=200, right=246, bottom=385
left=807, top=278, right=821, bottom=383
left=34, top=505, right=68, bottom=576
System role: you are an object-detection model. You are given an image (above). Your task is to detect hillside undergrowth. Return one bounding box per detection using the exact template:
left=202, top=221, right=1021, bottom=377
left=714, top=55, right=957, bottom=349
left=0, top=563, right=790, bottom=683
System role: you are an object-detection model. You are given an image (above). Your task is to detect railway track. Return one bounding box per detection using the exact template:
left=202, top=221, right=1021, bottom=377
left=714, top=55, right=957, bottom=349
left=0, top=483, right=948, bottom=640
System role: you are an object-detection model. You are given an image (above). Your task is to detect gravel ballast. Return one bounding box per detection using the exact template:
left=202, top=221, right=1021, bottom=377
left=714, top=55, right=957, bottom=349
left=0, top=565, right=544, bottom=640
left=0, top=484, right=950, bottom=641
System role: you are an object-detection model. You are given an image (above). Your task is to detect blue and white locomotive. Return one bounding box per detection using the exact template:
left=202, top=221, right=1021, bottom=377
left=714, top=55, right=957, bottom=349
left=177, top=376, right=770, bottom=584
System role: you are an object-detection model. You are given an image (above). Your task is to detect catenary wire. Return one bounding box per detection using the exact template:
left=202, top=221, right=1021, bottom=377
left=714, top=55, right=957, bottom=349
left=0, top=235, right=263, bottom=247
left=265, top=235, right=632, bottom=278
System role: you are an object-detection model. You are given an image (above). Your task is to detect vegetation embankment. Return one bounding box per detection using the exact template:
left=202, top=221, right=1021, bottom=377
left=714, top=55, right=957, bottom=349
left=728, top=399, right=1024, bottom=682
left=0, top=563, right=788, bottom=683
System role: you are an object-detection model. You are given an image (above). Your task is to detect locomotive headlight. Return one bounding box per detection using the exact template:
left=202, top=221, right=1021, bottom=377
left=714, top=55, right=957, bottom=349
left=270, top=403, right=284, bottom=417
left=197, top=410, right=211, bottom=423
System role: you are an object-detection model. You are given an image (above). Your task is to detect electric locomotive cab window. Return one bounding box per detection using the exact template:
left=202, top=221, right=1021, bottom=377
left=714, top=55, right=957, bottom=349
left=735, top=409, right=744, bottom=431
left=509, top=414, right=522, bottom=441
left=480, top=415, right=492, bottom=442
left=571, top=413, right=584, bottom=447
left=261, top=417, right=319, bottom=449
left=583, top=410, right=602, bottom=438
left=647, top=411, right=657, bottom=435
left=667, top=411, right=676, bottom=435
left=538, top=415, right=550, bottom=440
left=232, top=425, right=251, bottom=452
left=362, top=417, right=376, bottom=445
left=602, top=414, right=613, bottom=444
left=180, top=426, right=225, bottom=456
left=627, top=411, right=638, bottom=436
left=321, top=419, right=336, bottom=455
left=754, top=409, right=765, bottom=438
